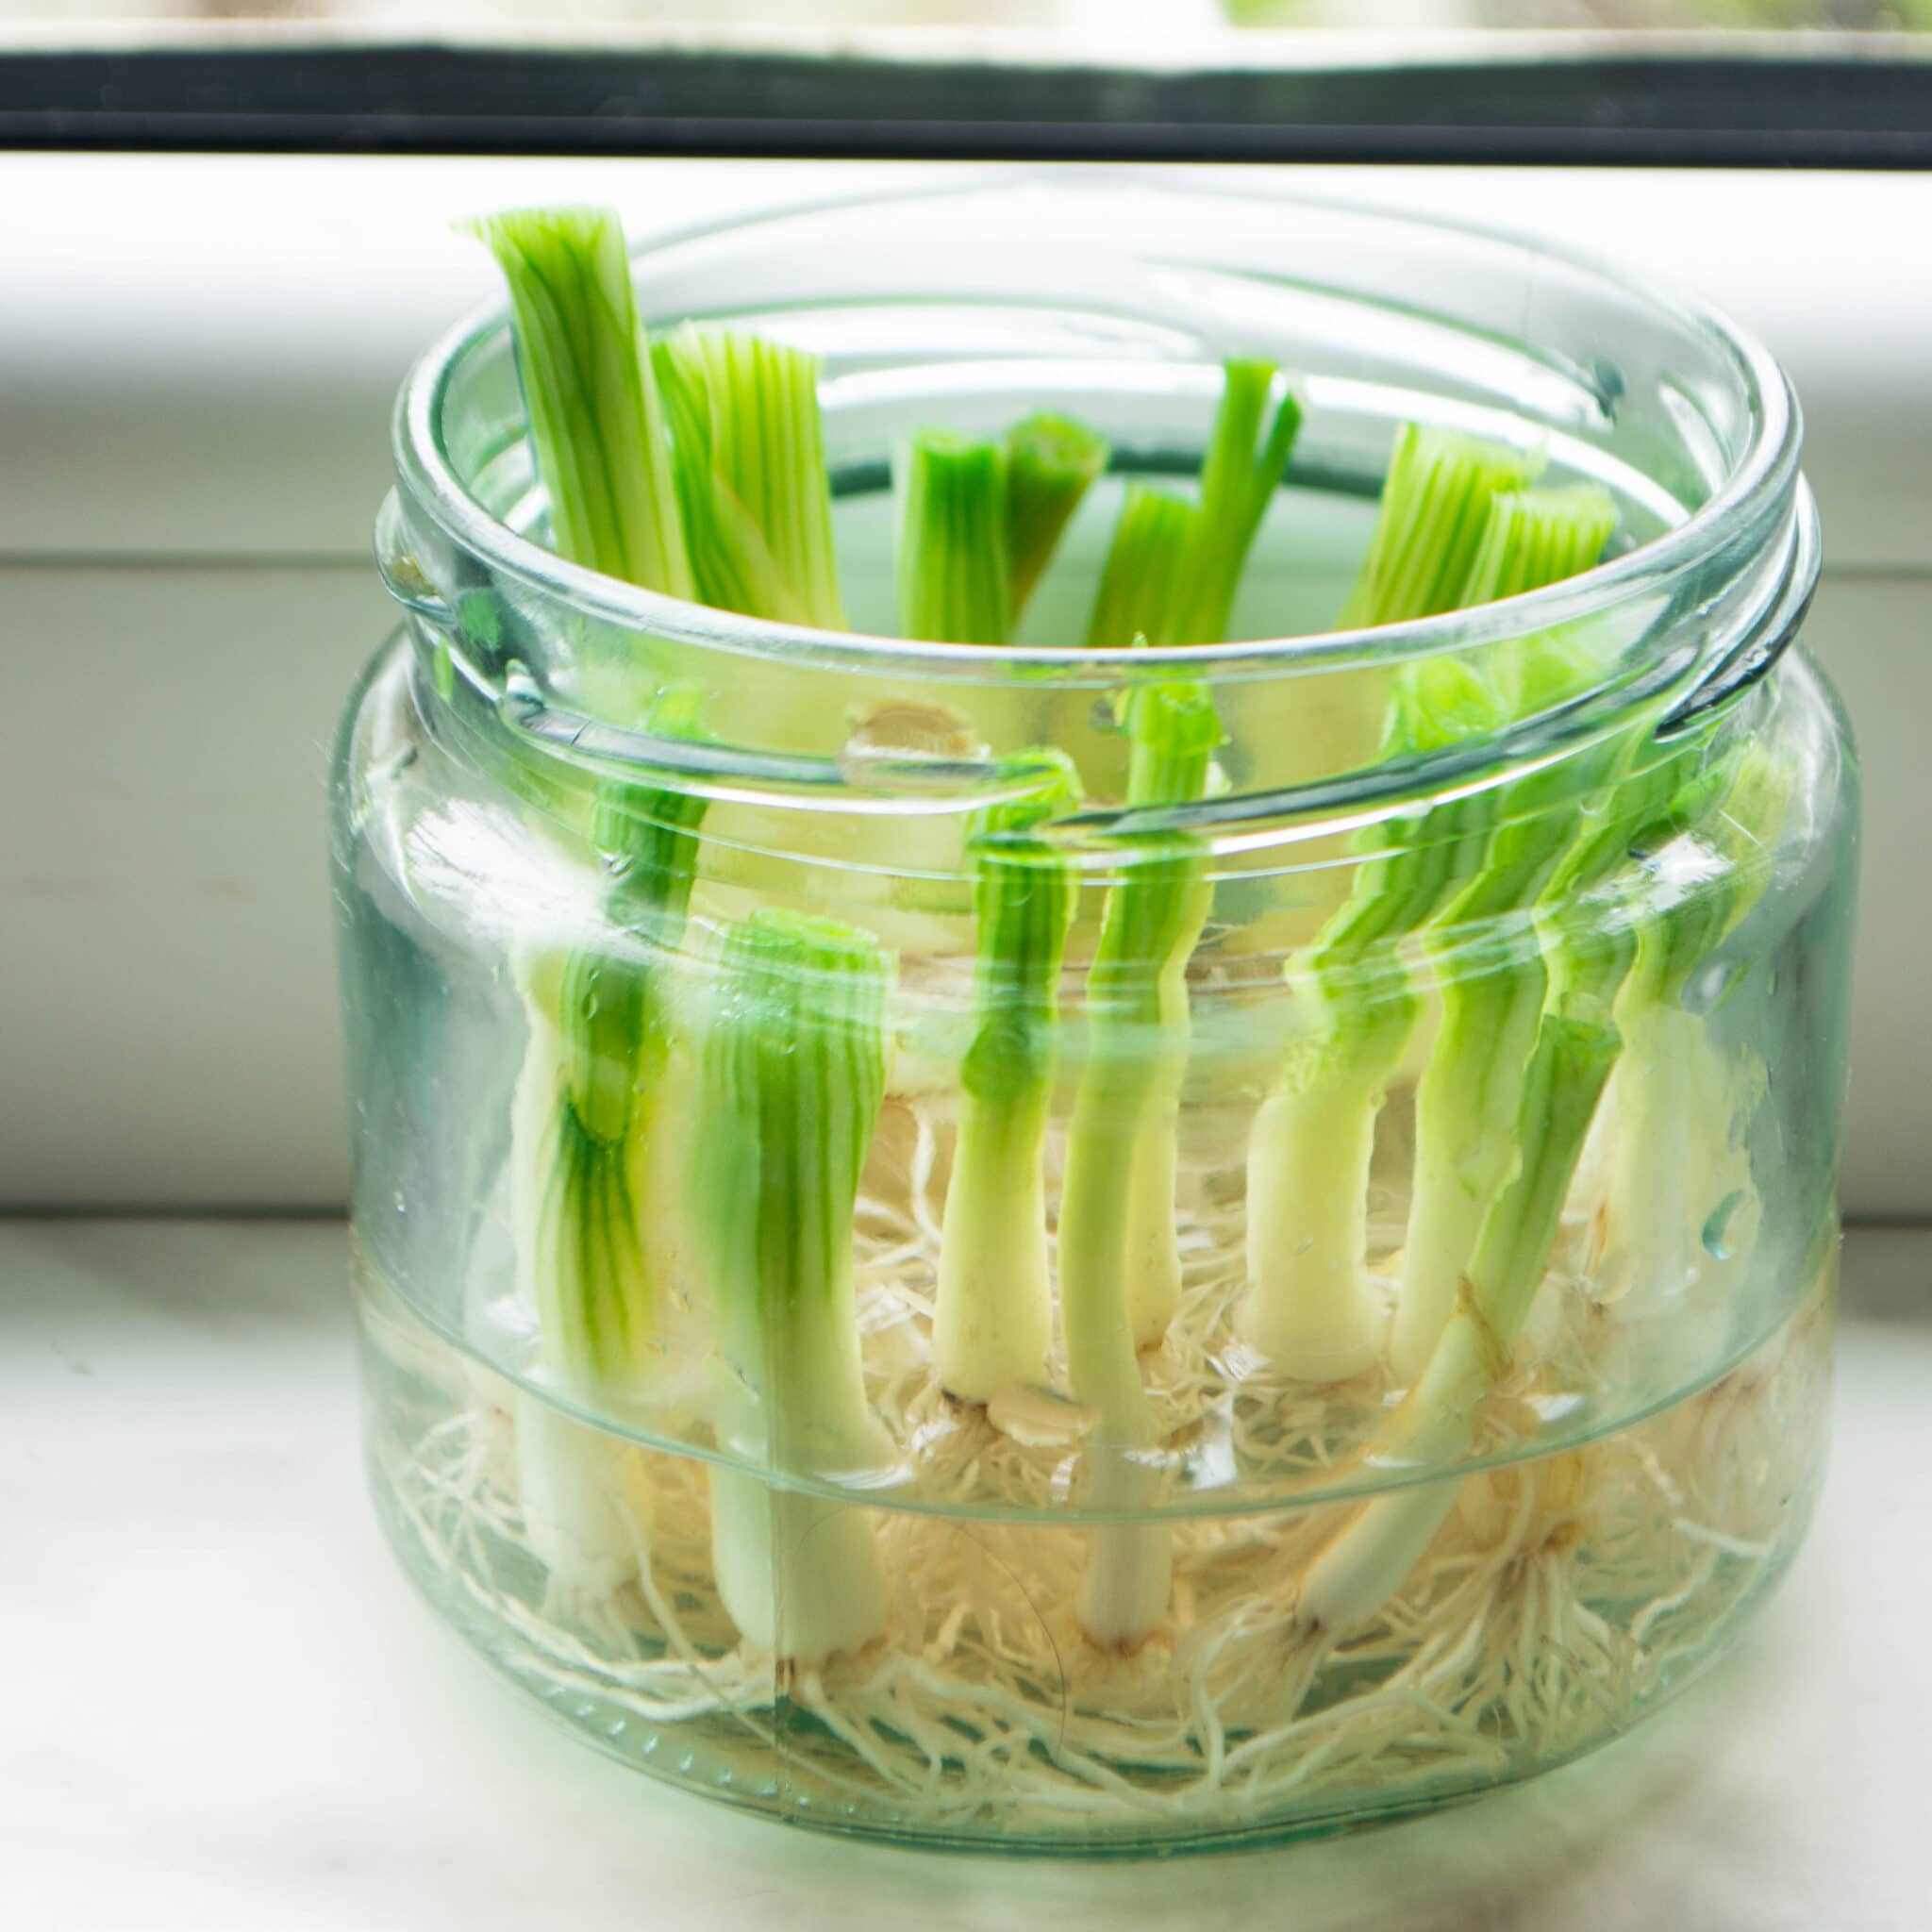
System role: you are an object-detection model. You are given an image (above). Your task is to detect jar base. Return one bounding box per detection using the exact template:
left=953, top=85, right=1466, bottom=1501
left=357, top=1265, right=1830, bottom=1856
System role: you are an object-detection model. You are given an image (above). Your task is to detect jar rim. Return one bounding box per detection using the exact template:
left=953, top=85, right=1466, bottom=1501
left=391, top=169, right=1805, bottom=694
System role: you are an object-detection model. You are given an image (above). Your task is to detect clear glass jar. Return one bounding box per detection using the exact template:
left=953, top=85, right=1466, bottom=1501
left=334, top=178, right=1855, bottom=1852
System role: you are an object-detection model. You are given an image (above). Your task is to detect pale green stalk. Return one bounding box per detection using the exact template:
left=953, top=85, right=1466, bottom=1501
left=1389, top=486, right=1618, bottom=1380
left=473, top=206, right=704, bottom=1591
left=1300, top=845, right=1649, bottom=1639
left=1076, top=363, right=1298, bottom=1351
left=695, top=911, right=896, bottom=1665
left=1243, top=657, right=1506, bottom=1377
left=1297, top=737, right=1782, bottom=1640
left=1241, top=432, right=1546, bottom=1384
left=1458, top=485, right=1618, bottom=608
left=1171, top=359, right=1302, bottom=643
left=1060, top=678, right=1221, bottom=1649
left=468, top=207, right=691, bottom=599
left=476, top=210, right=861, bottom=1595
left=1083, top=360, right=1299, bottom=652
left=934, top=753, right=1082, bottom=1402
left=1295, top=1006, right=1623, bottom=1639
left=1601, top=745, right=1791, bottom=1329
left=1085, top=485, right=1197, bottom=651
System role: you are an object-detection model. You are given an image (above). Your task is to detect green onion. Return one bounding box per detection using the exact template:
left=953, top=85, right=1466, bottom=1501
left=1079, top=377, right=1285, bottom=1353
left=1338, top=425, right=1534, bottom=628
left=518, top=717, right=708, bottom=1391
left=653, top=323, right=848, bottom=628
left=467, top=207, right=692, bottom=600
left=1599, top=742, right=1792, bottom=1332
left=697, top=909, right=896, bottom=1665
left=896, top=430, right=1011, bottom=644
left=1389, top=486, right=1617, bottom=1380
left=1294, top=1006, right=1624, bottom=1641
left=1297, top=730, right=1784, bottom=1641
left=1059, top=675, right=1222, bottom=1650
left=934, top=753, right=1083, bottom=1404
left=1242, top=655, right=1507, bottom=1378
left=1241, top=428, right=1547, bottom=1381
left=1457, top=485, right=1618, bottom=608
left=1004, top=410, right=1110, bottom=625
left=471, top=205, right=703, bottom=1593
left=1085, top=361, right=1300, bottom=651
left=1172, top=359, right=1302, bottom=643
left=1053, top=361, right=1291, bottom=1645
left=1086, top=486, right=1197, bottom=651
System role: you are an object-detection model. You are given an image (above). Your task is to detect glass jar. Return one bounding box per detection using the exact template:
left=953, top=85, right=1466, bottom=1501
left=334, top=177, right=1855, bottom=1852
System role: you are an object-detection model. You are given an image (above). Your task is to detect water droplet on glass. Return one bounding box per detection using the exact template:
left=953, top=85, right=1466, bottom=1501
left=1702, top=1190, right=1745, bottom=1262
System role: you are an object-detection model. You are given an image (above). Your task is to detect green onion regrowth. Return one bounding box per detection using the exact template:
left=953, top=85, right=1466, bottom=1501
left=934, top=751, right=1083, bottom=1404
left=697, top=909, right=897, bottom=1666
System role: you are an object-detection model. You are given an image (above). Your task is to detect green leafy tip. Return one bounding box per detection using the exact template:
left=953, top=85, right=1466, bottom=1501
left=1176, top=360, right=1303, bottom=644
left=1341, top=425, right=1536, bottom=629
left=1088, top=487, right=1198, bottom=651
left=1004, top=412, right=1110, bottom=624
left=896, top=430, right=1011, bottom=645
left=1085, top=362, right=1299, bottom=653
left=1114, top=675, right=1225, bottom=811
left=1459, top=484, right=1617, bottom=610
left=466, top=205, right=692, bottom=598
left=653, top=323, right=847, bottom=629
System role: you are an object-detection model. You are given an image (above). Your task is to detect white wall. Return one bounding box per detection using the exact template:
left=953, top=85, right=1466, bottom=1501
left=0, top=156, right=1921, bottom=1212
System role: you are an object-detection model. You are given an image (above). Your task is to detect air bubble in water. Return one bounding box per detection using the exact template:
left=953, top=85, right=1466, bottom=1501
left=1702, top=1190, right=1746, bottom=1262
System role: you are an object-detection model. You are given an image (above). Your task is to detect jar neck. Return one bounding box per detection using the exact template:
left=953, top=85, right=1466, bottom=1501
left=379, top=178, right=1812, bottom=872
left=377, top=473, right=1812, bottom=890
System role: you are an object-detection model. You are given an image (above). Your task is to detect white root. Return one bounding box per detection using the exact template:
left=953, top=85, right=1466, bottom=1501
left=360, top=1105, right=1831, bottom=1840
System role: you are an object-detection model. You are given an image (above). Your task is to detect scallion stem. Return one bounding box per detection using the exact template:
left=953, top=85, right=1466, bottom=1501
left=1005, top=410, right=1110, bottom=625
left=897, top=430, right=1011, bottom=644
left=697, top=910, right=896, bottom=1665
left=934, top=753, right=1082, bottom=1403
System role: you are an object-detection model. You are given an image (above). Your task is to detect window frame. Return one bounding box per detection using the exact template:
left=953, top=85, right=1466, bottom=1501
left=2, top=36, right=1932, bottom=167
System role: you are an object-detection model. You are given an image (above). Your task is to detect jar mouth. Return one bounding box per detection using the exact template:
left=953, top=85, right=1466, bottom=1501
left=392, top=169, right=1804, bottom=693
